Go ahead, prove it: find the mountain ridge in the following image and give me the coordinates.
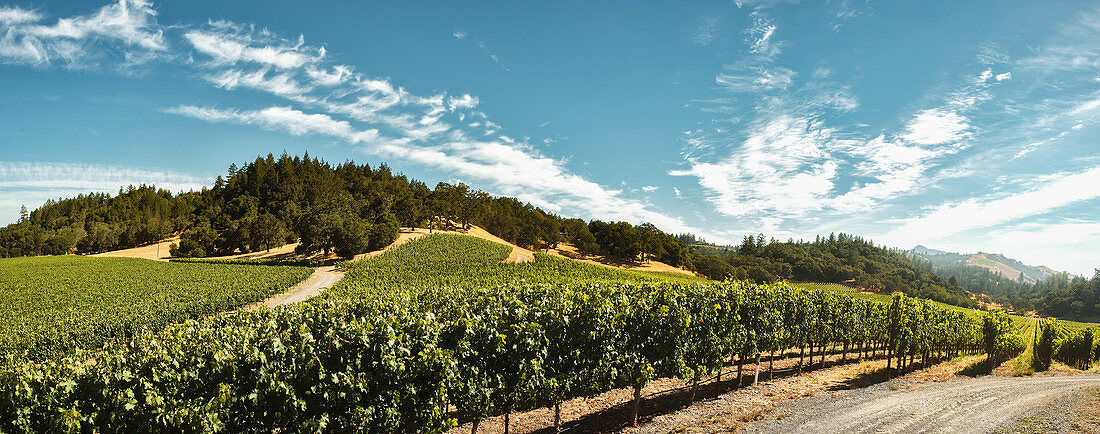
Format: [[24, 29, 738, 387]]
[[907, 245, 1065, 283]]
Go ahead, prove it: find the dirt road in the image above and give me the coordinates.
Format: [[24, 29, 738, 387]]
[[255, 266, 343, 308], [746, 374, 1100, 433]]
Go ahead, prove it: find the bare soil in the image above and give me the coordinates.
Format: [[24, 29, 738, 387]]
[[745, 372, 1100, 433], [251, 266, 340, 308], [448, 347, 907, 433]]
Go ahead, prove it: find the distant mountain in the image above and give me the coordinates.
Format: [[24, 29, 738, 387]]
[[907, 246, 1061, 283], [911, 245, 950, 256]]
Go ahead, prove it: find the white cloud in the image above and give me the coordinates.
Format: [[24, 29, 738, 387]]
[[716, 64, 794, 93], [881, 165, 1100, 247], [898, 109, 970, 146], [207, 68, 311, 96], [184, 28, 315, 69], [166, 105, 379, 143], [452, 29, 466, 40], [641, 185, 658, 192], [995, 71, 1012, 81], [670, 115, 839, 217], [746, 14, 779, 58], [447, 94, 479, 111], [1070, 97, 1100, 116], [0, 0, 165, 68], [0, 7, 42, 24]]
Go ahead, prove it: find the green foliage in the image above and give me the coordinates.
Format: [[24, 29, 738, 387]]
[[1033, 318, 1057, 371], [694, 255, 735, 280], [0, 234, 988, 431], [0, 256, 312, 360], [1054, 327, 1094, 370], [981, 310, 1026, 371], [169, 257, 325, 267], [692, 233, 979, 308]]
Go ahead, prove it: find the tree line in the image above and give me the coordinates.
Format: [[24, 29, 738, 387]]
[[0, 154, 689, 267], [688, 233, 978, 308], [918, 259, 1100, 318]]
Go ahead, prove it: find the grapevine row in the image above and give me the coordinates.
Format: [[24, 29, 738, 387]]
[[1, 280, 992, 433]]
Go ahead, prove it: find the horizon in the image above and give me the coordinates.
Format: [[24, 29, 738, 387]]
[[1, 0, 1098, 275]]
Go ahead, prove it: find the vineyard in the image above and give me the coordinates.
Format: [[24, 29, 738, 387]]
[[0, 256, 313, 360], [1024, 317, 1098, 371], [0, 235, 1033, 433]]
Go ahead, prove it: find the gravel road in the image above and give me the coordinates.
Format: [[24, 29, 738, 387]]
[[259, 266, 343, 307], [746, 374, 1100, 433]]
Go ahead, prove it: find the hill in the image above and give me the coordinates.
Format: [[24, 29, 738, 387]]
[[688, 234, 979, 308], [0, 153, 694, 272], [907, 246, 1061, 283]]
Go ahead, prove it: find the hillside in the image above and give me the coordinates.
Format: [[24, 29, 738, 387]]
[[0, 154, 693, 270], [687, 234, 979, 308], [1, 153, 983, 307], [908, 246, 1061, 283]]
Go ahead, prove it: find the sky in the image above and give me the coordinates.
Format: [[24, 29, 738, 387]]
[[0, 0, 1098, 275]]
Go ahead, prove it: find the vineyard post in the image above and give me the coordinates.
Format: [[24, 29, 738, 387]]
[[753, 349, 761, 385], [768, 350, 775, 381], [504, 412, 510, 434], [886, 343, 893, 377], [798, 345, 805, 373]]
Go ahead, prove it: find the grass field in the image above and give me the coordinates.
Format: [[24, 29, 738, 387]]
[[0, 255, 312, 359]]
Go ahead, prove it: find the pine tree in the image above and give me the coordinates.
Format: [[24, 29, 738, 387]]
[[18, 205, 28, 223]]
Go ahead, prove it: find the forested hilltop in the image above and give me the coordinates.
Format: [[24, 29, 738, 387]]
[[687, 234, 977, 308], [926, 262, 1100, 318], [0, 154, 689, 265], [1, 153, 976, 308]]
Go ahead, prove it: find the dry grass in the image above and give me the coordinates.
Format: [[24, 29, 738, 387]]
[[90, 236, 179, 261]]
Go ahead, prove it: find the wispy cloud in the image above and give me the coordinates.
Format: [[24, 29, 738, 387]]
[[693, 16, 720, 46], [881, 166, 1100, 246], [0, 0, 165, 70], [670, 115, 840, 218]]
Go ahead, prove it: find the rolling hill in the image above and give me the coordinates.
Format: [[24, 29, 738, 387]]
[[908, 245, 1062, 283]]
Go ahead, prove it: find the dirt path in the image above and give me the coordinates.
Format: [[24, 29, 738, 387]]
[[250, 229, 433, 308], [253, 266, 343, 308], [745, 373, 1100, 434]]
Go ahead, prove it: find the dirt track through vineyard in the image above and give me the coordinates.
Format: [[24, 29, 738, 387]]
[[260, 266, 343, 307], [745, 374, 1100, 433]]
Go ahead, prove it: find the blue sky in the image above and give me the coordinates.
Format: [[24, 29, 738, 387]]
[[1, 0, 1098, 275]]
